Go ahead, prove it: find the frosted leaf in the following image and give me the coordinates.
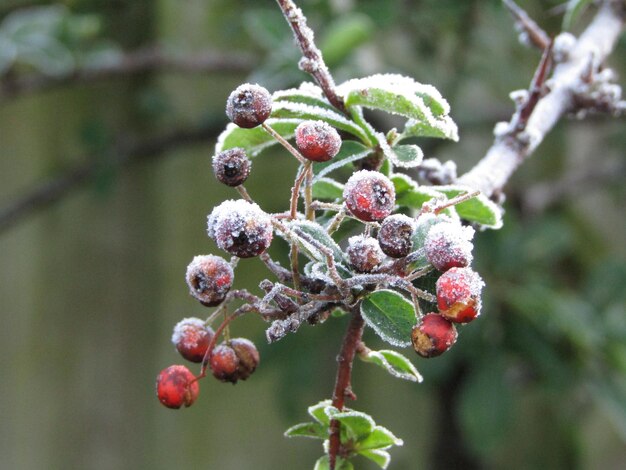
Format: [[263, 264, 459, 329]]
[[362, 349, 423, 382], [402, 115, 459, 141], [360, 449, 391, 469], [216, 118, 301, 156], [358, 425, 404, 449], [389, 144, 424, 169], [312, 144, 372, 181]]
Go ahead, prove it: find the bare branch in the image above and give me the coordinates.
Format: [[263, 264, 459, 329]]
[[458, 1, 625, 198], [0, 122, 222, 234], [502, 0, 551, 50], [0, 46, 256, 104]]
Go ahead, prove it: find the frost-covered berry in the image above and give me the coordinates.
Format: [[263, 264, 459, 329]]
[[411, 313, 457, 358], [230, 338, 260, 381], [212, 147, 251, 187], [424, 221, 474, 271], [226, 83, 272, 128], [377, 214, 415, 258], [156, 365, 199, 409], [295, 120, 341, 162], [186, 255, 234, 306], [347, 235, 385, 273], [343, 170, 395, 222], [436, 267, 484, 323], [210, 344, 240, 383], [207, 200, 273, 258], [171, 317, 215, 363]]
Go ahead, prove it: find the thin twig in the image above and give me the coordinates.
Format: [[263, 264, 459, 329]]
[[262, 122, 307, 164], [502, 0, 551, 50]]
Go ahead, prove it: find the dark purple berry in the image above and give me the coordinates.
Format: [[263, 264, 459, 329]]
[[295, 120, 341, 162], [210, 345, 240, 383], [207, 200, 273, 258], [212, 148, 251, 187], [347, 235, 385, 273], [343, 170, 395, 222], [226, 83, 272, 128], [377, 214, 415, 258], [185, 255, 234, 306], [230, 338, 260, 381]]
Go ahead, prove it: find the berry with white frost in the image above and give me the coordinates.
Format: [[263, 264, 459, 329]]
[[424, 221, 474, 271], [172, 317, 215, 363], [226, 83, 272, 128], [212, 147, 251, 187], [377, 214, 415, 258], [436, 267, 484, 323], [185, 255, 234, 306], [295, 120, 341, 162], [347, 235, 385, 273], [343, 170, 395, 222]]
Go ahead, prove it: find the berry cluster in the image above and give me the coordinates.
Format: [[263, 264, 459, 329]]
[[156, 81, 486, 415]]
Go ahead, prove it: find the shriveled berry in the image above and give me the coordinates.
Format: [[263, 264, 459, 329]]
[[424, 221, 474, 271], [378, 214, 415, 258], [186, 255, 234, 306], [210, 344, 240, 383], [156, 365, 199, 409], [436, 267, 484, 323], [347, 235, 385, 273], [226, 83, 272, 128], [207, 200, 273, 258], [171, 317, 215, 363], [411, 313, 457, 358], [343, 170, 395, 222], [212, 148, 251, 187], [295, 120, 341, 162], [230, 338, 260, 381]]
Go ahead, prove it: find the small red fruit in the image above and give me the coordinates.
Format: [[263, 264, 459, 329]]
[[436, 267, 484, 323], [207, 200, 273, 258], [210, 344, 240, 383], [347, 235, 385, 273], [156, 365, 199, 409], [343, 170, 395, 222], [377, 214, 415, 258], [171, 318, 215, 363], [295, 120, 341, 162], [230, 338, 260, 381], [226, 83, 272, 129], [424, 221, 474, 271], [411, 313, 457, 358], [212, 147, 251, 187], [185, 255, 234, 306]]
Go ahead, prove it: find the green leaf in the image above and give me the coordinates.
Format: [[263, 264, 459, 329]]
[[396, 186, 444, 210], [359, 449, 391, 469], [356, 426, 403, 450], [271, 101, 370, 143], [389, 144, 424, 168], [312, 178, 344, 200], [312, 141, 372, 181], [400, 115, 459, 141], [320, 13, 374, 66], [308, 400, 334, 426], [273, 82, 336, 111], [326, 408, 375, 441], [360, 290, 417, 348], [361, 349, 423, 382], [391, 174, 418, 197], [289, 220, 345, 263], [215, 119, 300, 156], [338, 74, 458, 141], [563, 0, 593, 30], [314, 455, 353, 470], [285, 422, 328, 440], [437, 185, 503, 229]]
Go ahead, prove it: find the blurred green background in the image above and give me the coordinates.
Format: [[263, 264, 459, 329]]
[[1, 0, 625, 469]]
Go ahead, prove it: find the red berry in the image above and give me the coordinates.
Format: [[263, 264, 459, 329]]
[[156, 365, 199, 409], [212, 148, 251, 187], [377, 214, 415, 258], [210, 344, 240, 383], [226, 83, 272, 128], [343, 170, 395, 222], [424, 221, 474, 271], [207, 200, 273, 258], [436, 267, 484, 323], [171, 318, 215, 363], [295, 120, 341, 162], [411, 313, 457, 358], [230, 338, 260, 381], [185, 255, 234, 306], [347, 235, 385, 273]]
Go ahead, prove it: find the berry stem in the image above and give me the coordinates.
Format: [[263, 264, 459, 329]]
[[329, 306, 365, 470], [326, 208, 346, 235], [236, 185, 253, 202], [275, 0, 346, 114], [290, 164, 309, 219], [262, 122, 307, 164], [305, 164, 314, 221]]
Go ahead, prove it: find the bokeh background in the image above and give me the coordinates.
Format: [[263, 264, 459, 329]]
[[1, 0, 625, 469]]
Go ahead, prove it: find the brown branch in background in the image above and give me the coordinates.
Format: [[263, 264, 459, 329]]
[[0, 122, 223, 234], [457, 0, 625, 198], [328, 307, 365, 470], [0, 46, 256, 104], [502, 0, 551, 50], [275, 0, 346, 113]]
